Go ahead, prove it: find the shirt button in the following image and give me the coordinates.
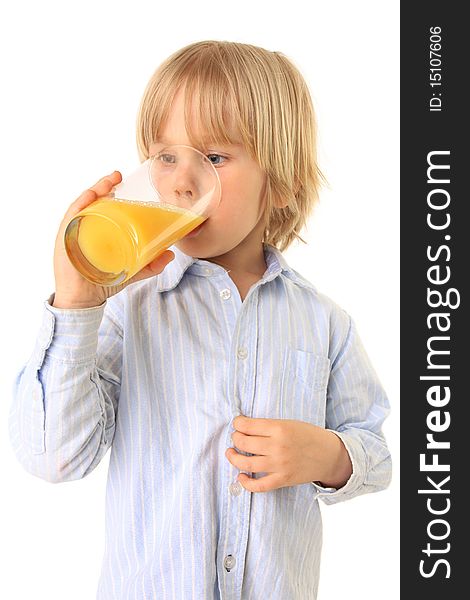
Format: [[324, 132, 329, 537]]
[[224, 554, 236, 572], [229, 481, 243, 496], [220, 288, 231, 300], [237, 347, 248, 360], [204, 267, 212, 275]]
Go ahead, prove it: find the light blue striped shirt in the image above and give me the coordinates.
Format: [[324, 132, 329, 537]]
[[9, 242, 391, 599]]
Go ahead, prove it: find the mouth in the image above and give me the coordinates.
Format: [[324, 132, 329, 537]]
[[184, 221, 206, 238]]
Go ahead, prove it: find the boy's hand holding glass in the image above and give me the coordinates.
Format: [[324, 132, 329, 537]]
[[226, 415, 353, 493], [52, 171, 174, 309], [53, 146, 221, 309]]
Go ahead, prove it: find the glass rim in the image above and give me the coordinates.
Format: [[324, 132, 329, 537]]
[[147, 143, 222, 208]]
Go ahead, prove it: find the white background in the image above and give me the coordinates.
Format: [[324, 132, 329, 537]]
[[0, 1, 399, 598]]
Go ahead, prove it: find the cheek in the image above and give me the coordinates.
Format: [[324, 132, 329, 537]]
[[217, 171, 265, 219], [210, 201, 245, 229]]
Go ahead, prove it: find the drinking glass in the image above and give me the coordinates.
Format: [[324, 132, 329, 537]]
[[64, 145, 221, 286]]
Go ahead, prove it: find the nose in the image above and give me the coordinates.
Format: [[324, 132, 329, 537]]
[[173, 159, 199, 203]]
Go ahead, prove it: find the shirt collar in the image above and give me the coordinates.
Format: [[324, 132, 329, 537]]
[[154, 242, 317, 293]]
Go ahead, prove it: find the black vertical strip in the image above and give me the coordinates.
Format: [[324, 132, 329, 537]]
[[401, 3, 467, 596]]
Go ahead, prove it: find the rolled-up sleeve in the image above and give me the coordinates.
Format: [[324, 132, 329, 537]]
[[312, 311, 392, 504]]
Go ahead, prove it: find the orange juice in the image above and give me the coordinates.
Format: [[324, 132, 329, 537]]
[[65, 196, 205, 285]]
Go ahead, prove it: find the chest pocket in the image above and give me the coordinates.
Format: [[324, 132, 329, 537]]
[[280, 348, 330, 426]]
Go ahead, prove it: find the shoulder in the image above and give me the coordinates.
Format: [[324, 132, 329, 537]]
[[282, 266, 351, 332], [279, 267, 353, 364], [271, 245, 336, 315]]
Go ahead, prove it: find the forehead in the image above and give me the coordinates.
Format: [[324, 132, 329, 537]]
[[154, 84, 244, 149]]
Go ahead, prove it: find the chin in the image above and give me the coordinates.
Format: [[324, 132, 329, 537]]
[[174, 238, 233, 260]]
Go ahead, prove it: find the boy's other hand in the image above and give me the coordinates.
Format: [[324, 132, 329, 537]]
[[52, 171, 175, 309], [225, 415, 353, 493]]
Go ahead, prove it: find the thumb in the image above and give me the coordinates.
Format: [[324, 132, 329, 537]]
[[148, 250, 176, 273], [128, 250, 176, 284]]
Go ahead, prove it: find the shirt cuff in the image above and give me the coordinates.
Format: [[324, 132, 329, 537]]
[[32, 293, 107, 367], [310, 429, 367, 504], [310, 481, 337, 494]]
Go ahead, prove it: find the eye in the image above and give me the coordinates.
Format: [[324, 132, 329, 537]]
[[158, 153, 176, 164], [206, 154, 226, 166]]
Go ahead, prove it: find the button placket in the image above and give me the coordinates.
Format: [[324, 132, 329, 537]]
[[218, 290, 258, 597]]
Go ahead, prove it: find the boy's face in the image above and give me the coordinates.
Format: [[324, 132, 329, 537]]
[[148, 88, 268, 265]]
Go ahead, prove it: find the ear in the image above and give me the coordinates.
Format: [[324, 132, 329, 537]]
[[274, 188, 298, 210], [274, 179, 300, 209], [271, 187, 290, 210], [275, 197, 289, 209]]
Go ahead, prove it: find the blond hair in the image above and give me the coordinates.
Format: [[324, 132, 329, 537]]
[[136, 40, 327, 252]]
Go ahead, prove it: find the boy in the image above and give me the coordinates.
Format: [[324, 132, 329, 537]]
[[9, 41, 391, 599]]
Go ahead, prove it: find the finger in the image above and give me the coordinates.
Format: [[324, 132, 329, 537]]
[[88, 170, 122, 197], [232, 415, 278, 437], [126, 250, 175, 285], [225, 448, 271, 473], [67, 171, 123, 217], [237, 472, 282, 493], [231, 431, 271, 455]]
